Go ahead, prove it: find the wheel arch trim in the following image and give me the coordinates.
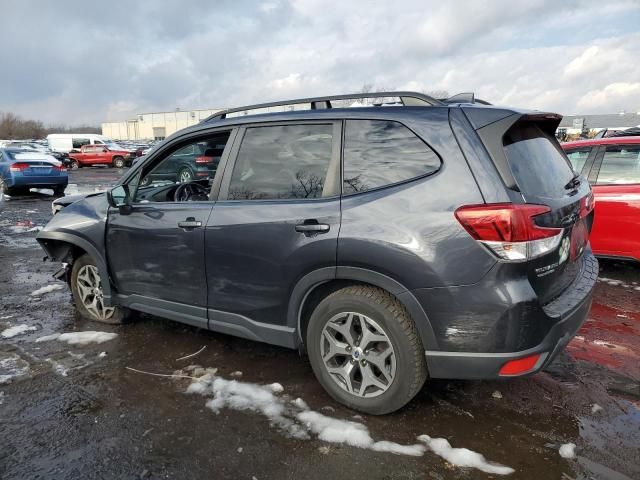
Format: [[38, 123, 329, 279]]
[[37, 231, 113, 301], [289, 266, 439, 350]]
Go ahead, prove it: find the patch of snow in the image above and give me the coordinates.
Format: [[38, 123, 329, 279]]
[[98, 352, 107, 358], [418, 435, 515, 475], [30, 284, 64, 296], [1, 324, 37, 338], [0, 314, 14, 320], [591, 404, 603, 414], [46, 358, 69, 376], [230, 370, 243, 377], [492, 390, 503, 399], [35, 331, 118, 345], [293, 398, 308, 410], [559, 443, 576, 459], [185, 371, 514, 474], [237, 447, 243, 453], [0, 354, 30, 384], [0, 391, 4, 404]]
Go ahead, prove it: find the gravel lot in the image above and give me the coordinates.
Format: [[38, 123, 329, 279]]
[[1, 168, 639, 480]]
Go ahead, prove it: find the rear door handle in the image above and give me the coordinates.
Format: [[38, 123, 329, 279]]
[[178, 217, 202, 230], [295, 223, 330, 234]]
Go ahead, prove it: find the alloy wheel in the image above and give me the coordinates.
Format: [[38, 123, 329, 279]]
[[76, 265, 114, 321], [179, 169, 193, 183], [320, 312, 396, 398]]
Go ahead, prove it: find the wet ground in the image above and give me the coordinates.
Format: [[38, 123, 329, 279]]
[[1, 167, 639, 480]]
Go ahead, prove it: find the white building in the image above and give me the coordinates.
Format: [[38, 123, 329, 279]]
[[102, 108, 224, 141]]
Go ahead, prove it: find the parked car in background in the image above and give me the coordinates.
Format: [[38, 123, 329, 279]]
[[3, 141, 73, 168], [67, 144, 134, 169], [0, 148, 68, 196], [139, 141, 222, 185], [47, 133, 122, 154], [562, 136, 640, 262], [37, 92, 597, 414]]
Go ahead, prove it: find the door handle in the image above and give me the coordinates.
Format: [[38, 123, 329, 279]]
[[178, 217, 202, 230], [295, 222, 330, 234]]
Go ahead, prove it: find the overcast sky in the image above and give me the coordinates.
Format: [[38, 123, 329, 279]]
[[1, 0, 639, 125]]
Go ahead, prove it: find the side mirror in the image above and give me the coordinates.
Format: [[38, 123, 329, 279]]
[[106, 185, 132, 214], [102, 148, 108, 152]]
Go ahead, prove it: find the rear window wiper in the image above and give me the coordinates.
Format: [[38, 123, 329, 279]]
[[564, 174, 581, 190]]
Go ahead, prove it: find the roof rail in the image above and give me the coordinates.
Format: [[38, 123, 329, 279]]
[[203, 91, 444, 122]]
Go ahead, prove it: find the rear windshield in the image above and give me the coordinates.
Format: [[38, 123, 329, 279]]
[[503, 124, 575, 198]]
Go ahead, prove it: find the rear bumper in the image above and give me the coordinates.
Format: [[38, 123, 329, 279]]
[[9, 174, 68, 188], [425, 253, 598, 379]]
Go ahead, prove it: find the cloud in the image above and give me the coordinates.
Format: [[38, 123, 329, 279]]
[[0, 0, 639, 125]]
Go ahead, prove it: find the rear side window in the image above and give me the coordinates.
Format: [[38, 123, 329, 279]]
[[343, 120, 440, 194], [72, 138, 90, 148], [565, 148, 591, 174], [228, 124, 334, 200], [503, 124, 574, 198], [597, 146, 640, 185]]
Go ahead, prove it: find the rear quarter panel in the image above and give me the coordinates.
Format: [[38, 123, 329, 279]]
[[338, 109, 496, 289]]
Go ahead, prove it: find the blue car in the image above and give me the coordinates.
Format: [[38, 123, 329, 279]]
[[0, 148, 68, 196]]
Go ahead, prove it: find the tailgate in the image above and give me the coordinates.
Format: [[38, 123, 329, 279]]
[[502, 119, 594, 303]]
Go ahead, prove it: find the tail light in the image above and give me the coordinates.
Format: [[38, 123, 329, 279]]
[[195, 155, 214, 164], [54, 163, 66, 171], [455, 203, 563, 262], [9, 163, 31, 172]]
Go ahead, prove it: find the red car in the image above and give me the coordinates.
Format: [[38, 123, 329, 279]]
[[67, 144, 132, 169], [562, 136, 640, 262]]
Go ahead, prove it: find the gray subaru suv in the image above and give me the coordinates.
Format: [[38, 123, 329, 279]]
[[37, 92, 597, 414]]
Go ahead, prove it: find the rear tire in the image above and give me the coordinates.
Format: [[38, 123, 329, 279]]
[[112, 156, 125, 168], [53, 186, 66, 196], [71, 254, 129, 324], [69, 159, 79, 169], [307, 285, 427, 415], [178, 167, 194, 183]]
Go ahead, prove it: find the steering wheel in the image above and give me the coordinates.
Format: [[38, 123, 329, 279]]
[[173, 182, 210, 202]]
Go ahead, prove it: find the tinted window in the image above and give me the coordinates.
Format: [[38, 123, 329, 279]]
[[228, 124, 334, 200], [597, 146, 640, 185], [565, 148, 591, 174], [342, 120, 440, 194], [503, 124, 574, 198], [72, 138, 90, 148]]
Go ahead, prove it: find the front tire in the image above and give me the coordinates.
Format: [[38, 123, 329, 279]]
[[307, 285, 427, 415], [69, 159, 80, 169], [71, 254, 128, 324], [112, 156, 125, 168]]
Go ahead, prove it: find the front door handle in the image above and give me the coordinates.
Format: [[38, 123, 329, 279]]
[[178, 217, 202, 230], [295, 222, 330, 234]]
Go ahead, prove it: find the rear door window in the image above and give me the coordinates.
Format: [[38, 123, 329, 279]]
[[503, 123, 575, 198], [227, 124, 335, 200], [342, 120, 440, 194], [597, 145, 640, 185], [564, 148, 591, 174]]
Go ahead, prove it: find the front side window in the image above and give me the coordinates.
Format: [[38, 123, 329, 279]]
[[227, 124, 334, 200], [342, 120, 440, 194], [597, 146, 640, 185], [135, 131, 231, 202], [565, 148, 591, 174]]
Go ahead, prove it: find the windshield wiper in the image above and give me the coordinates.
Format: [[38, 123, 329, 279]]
[[564, 174, 581, 190]]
